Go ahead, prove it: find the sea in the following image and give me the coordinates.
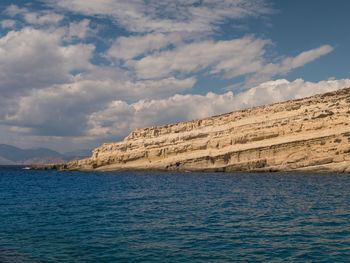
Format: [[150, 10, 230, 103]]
[[1, 166, 350, 262]]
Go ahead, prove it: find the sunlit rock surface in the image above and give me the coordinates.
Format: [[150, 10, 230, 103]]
[[37, 87, 350, 173]]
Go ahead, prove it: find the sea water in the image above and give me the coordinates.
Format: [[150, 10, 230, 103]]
[[1, 166, 350, 262]]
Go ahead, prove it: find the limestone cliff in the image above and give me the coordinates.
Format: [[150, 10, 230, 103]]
[[41, 87, 350, 173]]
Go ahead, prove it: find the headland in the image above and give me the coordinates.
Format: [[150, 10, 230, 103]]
[[33, 87, 350, 173]]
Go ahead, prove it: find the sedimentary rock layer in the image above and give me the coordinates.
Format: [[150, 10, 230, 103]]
[[41, 87, 350, 173]]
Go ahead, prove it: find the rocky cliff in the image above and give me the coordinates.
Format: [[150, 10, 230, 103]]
[[40, 87, 350, 173]]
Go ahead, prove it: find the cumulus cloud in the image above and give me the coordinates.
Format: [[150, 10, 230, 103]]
[[0, 0, 339, 151], [0, 21, 196, 137], [2, 69, 196, 136], [0, 27, 94, 97], [68, 70, 196, 102], [87, 78, 350, 138], [234, 78, 350, 107]]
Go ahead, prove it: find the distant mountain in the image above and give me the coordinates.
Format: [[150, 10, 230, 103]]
[[0, 144, 91, 165], [0, 144, 62, 162]]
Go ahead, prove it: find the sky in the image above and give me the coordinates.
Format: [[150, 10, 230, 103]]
[[0, 0, 350, 152]]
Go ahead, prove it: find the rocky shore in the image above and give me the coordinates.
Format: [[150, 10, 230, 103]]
[[32, 87, 350, 173]]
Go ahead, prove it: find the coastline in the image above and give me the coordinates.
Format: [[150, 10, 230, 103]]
[[31, 87, 350, 174]]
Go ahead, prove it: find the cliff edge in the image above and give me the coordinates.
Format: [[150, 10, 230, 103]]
[[35, 87, 350, 173]]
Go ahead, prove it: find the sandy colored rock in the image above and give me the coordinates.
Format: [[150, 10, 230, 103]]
[[36, 87, 350, 173]]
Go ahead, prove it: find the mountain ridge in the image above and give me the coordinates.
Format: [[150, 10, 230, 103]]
[[0, 144, 91, 165]]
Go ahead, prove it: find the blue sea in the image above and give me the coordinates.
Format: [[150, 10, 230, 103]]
[[1, 166, 350, 262]]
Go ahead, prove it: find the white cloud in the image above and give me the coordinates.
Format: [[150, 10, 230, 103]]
[[0, 24, 337, 141], [65, 19, 92, 40], [121, 77, 197, 100], [5, 5, 64, 25], [0, 19, 16, 28], [234, 78, 350, 107], [46, 0, 271, 34], [2, 69, 196, 136], [0, 21, 196, 137], [280, 45, 334, 71], [123, 37, 332, 82], [0, 0, 339, 152], [124, 36, 268, 79], [67, 70, 196, 102], [24, 11, 64, 25], [5, 5, 28, 16], [87, 78, 350, 138], [244, 45, 334, 87], [108, 33, 182, 60], [0, 27, 94, 96]]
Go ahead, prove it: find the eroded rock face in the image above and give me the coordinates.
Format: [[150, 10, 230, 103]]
[[50, 87, 350, 173]]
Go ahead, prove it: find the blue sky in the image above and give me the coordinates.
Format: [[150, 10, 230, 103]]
[[0, 0, 349, 152]]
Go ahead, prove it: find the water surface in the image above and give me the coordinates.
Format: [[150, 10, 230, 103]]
[[1, 166, 350, 262]]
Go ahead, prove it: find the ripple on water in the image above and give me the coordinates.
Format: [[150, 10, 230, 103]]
[[1, 167, 350, 262]]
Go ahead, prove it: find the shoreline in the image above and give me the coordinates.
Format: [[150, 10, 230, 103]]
[[31, 88, 350, 174]]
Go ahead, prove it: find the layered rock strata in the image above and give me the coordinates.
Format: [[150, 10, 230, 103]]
[[40, 87, 350, 173]]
